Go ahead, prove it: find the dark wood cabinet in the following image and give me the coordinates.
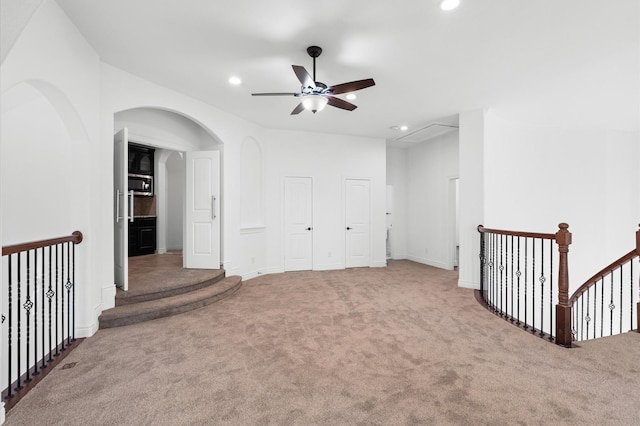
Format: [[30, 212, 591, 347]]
[[129, 217, 157, 257], [128, 144, 155, 176]]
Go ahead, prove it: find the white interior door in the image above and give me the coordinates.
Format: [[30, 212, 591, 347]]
[[345, 178, 371, 268], [114, 128, 130, 290], [184, 151, 220, 269], [284, 177, 313, 271]]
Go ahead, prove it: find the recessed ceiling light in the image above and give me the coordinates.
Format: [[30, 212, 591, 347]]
[[440, 0, 460, 11], [400, 125, 408, 131], [228, 76, 242, 85], [346, 93, 357, 101]]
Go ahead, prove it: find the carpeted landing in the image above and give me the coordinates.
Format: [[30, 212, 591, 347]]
[[98, 253, 242, 328], [5, 260, 640, 425]]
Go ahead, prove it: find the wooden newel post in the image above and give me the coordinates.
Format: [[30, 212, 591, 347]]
[[555, 223, 573, 347], [636, 224, 640, 333]]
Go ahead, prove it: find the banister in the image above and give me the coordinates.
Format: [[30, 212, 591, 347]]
[[477, 225, 555, 240], [2, 231, 83, 256], [568, 248, 637, 304]]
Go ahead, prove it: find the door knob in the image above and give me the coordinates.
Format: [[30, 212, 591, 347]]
[[306, 227, 312, 231], [346, 227, 352, 230]]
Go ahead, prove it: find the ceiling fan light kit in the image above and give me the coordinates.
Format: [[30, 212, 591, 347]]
[[301, 95, 328, 113], [252, 45, 375, 115]]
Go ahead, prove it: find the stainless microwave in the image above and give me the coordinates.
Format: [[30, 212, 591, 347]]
[[128, 173, 153, 196]]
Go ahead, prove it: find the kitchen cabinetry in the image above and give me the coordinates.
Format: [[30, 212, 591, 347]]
[[128, 144, 155, 176], [128, 217, 157, 257]]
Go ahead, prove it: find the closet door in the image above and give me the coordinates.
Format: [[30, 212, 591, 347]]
[[345, 178, 371, 268], [284, 177, 313, 271]]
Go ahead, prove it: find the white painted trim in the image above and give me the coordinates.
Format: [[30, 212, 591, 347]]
[[1, 401, 5, 425], [458, 279, 480, 290], [101, 284, 116, 311], [371, 260, 387, 268], [314, 262, 344, 271], [406, 255, 449, 270], [76, 303, 101, 338]]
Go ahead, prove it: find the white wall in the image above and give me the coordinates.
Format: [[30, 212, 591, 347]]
[[262, 129, 387, 273], [458, 110, 486, 289], [1, 0, 102, 336], [484, 112, 640, 291], [405, 131, 460, 269]]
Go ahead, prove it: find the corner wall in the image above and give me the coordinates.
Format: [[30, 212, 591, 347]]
[[484, 112, 640, 290]]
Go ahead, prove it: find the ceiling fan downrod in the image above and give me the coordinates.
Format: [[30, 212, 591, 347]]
[[306, 46, 322, 83]]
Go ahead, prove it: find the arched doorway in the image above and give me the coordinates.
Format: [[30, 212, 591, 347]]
[[112, 107, 223, 290]]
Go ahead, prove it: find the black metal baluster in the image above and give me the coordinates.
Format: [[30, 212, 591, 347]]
[[489, 234, 496, 312], [41, 247, 46, 369], [531, 238, 536, 333], [600, 276, 605, 338], [71, 241, 76, 342], [61, 243, 66, 351], [25, 250, 33, 383], [47, 246, 53, 363], [593, 280, 604, 339], [631, 261, 635, 331], [619, 265, 623, 335], [516, 237, 521, 326], [510, 235, 514, 322], [609, 273, 614, 336], [479, 231, 485, 300], [65, 242, 73, 347], [6, 254, 14, 399], [55, 244, 60, 356], [16, 253, 23, 392], [33, 248, 39, 376], [491, 233, 496, 311], [524, 238, 528, 329], [499, 234, 504, 316], [539, 240, 545, 337], [585, 289, 591, 340]]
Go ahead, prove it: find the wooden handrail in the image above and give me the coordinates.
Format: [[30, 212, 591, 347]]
[[2, 231, 83, 256], [568, 248, 638, 304], [477, 225, 555, 240]]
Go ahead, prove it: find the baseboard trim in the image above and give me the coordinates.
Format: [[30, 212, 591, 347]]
[[371, 261, 387, 268], [313, 263, 343, 271], [406, 255, 448, 270], [1, 401, 5, 425], [101, 284, 116, 310], [458, 279, 480, 290]]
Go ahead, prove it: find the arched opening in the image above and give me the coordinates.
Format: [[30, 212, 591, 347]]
[[112, 107, 224, 290]]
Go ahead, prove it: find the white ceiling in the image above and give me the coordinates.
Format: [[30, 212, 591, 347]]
[[53, 0, 639, 141]]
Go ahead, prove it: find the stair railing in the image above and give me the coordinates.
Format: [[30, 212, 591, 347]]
[[478, 223, 572, 345], [568, 226, 639, 342], [1, 231, 83, 409]]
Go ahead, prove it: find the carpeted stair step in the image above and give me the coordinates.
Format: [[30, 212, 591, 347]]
[[99, 276, 242, 328], [116, 269, 226, 306]]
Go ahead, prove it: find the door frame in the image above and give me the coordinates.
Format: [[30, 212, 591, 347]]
[[447, 176, 460, 270]]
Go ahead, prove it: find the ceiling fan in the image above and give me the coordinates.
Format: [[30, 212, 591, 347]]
[[252, 46, 376, 115]]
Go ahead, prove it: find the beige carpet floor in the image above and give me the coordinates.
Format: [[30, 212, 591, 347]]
[[5, 260, 640, 425]]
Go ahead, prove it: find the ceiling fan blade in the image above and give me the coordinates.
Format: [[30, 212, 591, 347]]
[[326, 96, 357, 111], [292, 65, 316, 89], [252, 92, 299, 96], [327, 78, 375, 95], [290, 103, 305, 115]]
